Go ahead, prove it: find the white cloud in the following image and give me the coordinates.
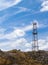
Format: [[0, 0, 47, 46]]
[[0, 36, 48, 51], [25, 48, 32, 52], [0, 7, 29, 23], [25, 42, 32, 47], [0, 14, 8, 23], [38, 38, 48, 50], [38, 39, 46, 46], [0, 27, 6, 33], [4, 29, 25, 40], [11, 7, 29, 16], [34, 38, 48, 51], [0, 0, 22, 11], [0, 28, 25, 40], [0, 20, 48, 40], [25, 38, 48, 51], [0, 28, 6, 39], [41, 0, 47, 1], [0, 28, 25, 39], [39, 42, 48, 50], [10, 38, 27, 48], [0, 42, 9, 47], [23, 20, 48, 32], [0, 38, 29, 51], [40, 0, 48, 12], [23, 23, 32, 31], [0, 21, 48, 51]]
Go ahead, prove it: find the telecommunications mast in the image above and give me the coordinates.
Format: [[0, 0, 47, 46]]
[[32, 22, 39, 51]]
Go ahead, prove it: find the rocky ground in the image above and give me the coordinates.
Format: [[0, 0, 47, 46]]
[[0, 49, 48, 65]]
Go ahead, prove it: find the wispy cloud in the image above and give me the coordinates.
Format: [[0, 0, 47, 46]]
[[5, 29, 25, 40], [0, 37, 48, 51], [23, 20, 48, 32], [23, 23, 32, 31], [10, 7, 30, 16], [0, 14, 8, 23], [0, 28, 25, 40], [40, 0, 48, 12], [0, 0, 48, 51], [39, 39, 48, 50], [0, 38, 30, 51], [0, 0, 22, 11], [25, 37, 48, 51], [0, 20, 48, 51], [0, 20, 48, 40], [0, 29, 48, 51], [0, 7, 29, 23]]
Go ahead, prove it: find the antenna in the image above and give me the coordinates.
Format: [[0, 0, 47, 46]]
[[32, 22, 39, 51]]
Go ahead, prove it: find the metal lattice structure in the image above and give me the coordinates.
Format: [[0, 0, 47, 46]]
[[32, 22, 39, 51]]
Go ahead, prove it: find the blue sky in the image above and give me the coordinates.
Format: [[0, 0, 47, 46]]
[[0, 0, 48, 51]]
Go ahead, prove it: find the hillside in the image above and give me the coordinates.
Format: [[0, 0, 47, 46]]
[[0, 49, 48, 65]]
